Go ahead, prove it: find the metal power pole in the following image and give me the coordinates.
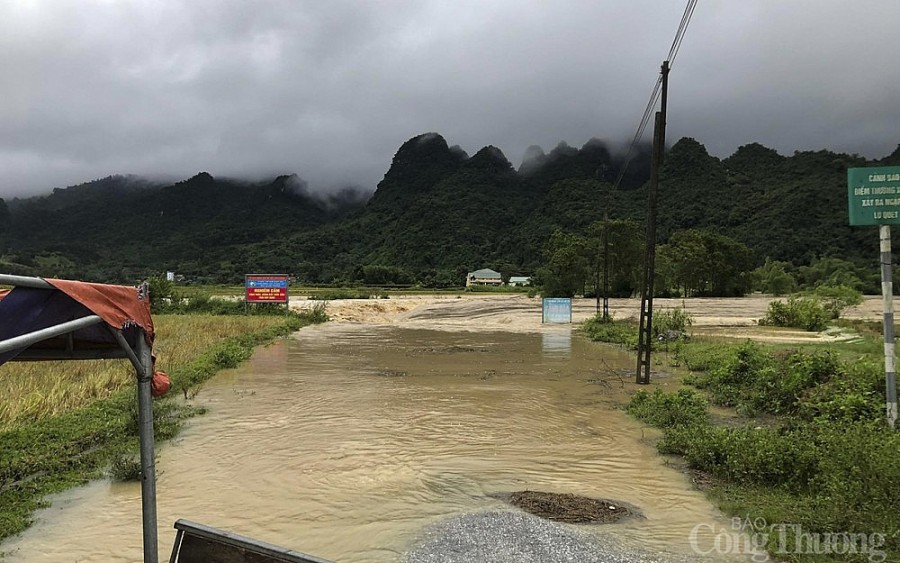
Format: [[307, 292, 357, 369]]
[[880, 226, 898, 429], [636, 60, 669, 385]]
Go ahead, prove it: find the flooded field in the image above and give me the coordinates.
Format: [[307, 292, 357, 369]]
[[2, 323, 745, 562]]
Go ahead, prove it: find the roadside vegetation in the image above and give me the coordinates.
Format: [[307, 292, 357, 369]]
[[583, 301, 899, 562], [759, 283, 863, 332], [0, 306, 326, 544], [463, 285, 530, 293], [581, 306, 693, 351]]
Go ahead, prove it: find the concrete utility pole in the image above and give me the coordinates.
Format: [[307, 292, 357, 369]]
[[880, 226, 898, 429], [636, 60, 669, 385]]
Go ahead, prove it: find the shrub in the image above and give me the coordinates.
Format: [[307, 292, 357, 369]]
[[629, 338, 900, 562], [305, 301, 329, 323], [750, 350, 840, 415], [661, 424, 821, 492], [689, 341, 774, 409], [108, 453, 142, 482], [689, 343, 842, 416], [676, 341, 742, 373], [581, 314, 639, 349], [147, 276, 175, 310], [808, 422, 900, 532], [813, 283, 863, 319], [653, 307, 693, 338], [759, 296, 830, 331], [799, 358, 885, 423], [211, 341, 252, 369], [627, 388, 709, 428]]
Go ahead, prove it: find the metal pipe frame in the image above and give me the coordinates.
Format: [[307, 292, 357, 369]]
[[0, 274, 160, 562], [136, 332, 159, 563], [0, 273, 53, 289], [0, 315, 105, 355]]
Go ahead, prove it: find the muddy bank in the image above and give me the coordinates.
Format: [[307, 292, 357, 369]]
[[292, 294, 884, 342]]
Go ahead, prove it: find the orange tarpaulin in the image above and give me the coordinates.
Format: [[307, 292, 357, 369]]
[[0, 277, 154, 366], [47, 278, 154, 343]]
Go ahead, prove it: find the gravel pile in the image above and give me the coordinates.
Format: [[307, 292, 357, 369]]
[[403, 510, 721, 563]]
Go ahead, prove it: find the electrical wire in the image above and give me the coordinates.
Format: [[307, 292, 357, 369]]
[[610, 75, 662, 191], [669, 0, 698, 68], [609, 0, 698, 192]]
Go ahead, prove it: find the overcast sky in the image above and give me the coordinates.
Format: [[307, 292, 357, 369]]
[[2, 0, 899, 197]]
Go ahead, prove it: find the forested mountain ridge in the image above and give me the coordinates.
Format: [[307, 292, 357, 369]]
[[0, 172, 368, 280], [0, 132, 897, 286]]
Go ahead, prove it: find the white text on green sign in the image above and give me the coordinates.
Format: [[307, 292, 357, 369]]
[[848, 166, 900, 226]]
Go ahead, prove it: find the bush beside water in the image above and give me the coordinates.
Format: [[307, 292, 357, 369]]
[[581, 307, 692, 351], [581, 314, 638, 349], [626, 339, 900, 562], [759, 284, 863, 332]]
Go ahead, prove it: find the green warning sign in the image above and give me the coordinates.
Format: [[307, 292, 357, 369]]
[[848, 166, 900, 226]]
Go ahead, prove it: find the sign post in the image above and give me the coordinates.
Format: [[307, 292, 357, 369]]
[[848, 166, 900, 429], [244, 274, 290, 315]]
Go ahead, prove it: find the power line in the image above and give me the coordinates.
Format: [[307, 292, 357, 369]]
[[609, 0, 698, 192], [610, 75, 662, 192], [669, 0, 698, 67]]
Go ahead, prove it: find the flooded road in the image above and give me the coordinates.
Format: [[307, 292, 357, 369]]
[[3, 324, 742, 562]]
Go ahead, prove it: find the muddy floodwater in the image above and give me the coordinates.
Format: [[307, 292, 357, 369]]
[[3, 324, 746, 562]]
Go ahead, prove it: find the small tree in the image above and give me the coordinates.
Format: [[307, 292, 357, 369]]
[[813, 283, 863, 319], [536, 230, 589, 298], [585, 219, 644, 299], [147, 276, 175, 310], [659, 229, 753, 297], [751, 258, 797, 296]]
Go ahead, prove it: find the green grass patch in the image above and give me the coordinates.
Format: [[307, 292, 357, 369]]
[[625, 333, 900, 562], [463, 285, 529, 293], [627, 388, 709, 428], [308, 288, 387, 300], [581, 314, 639, 349], [581, 310, 692, 352]]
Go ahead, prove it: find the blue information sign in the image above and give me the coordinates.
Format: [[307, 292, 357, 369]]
[[542, 298, 572, 324]]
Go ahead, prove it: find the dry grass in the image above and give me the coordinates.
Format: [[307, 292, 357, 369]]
[[0, 315, 286, 430]]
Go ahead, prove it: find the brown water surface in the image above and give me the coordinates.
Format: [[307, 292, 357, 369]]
[[2, 324, 739, 562]]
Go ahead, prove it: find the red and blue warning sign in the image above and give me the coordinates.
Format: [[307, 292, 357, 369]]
[[245, 274, 289, 303]]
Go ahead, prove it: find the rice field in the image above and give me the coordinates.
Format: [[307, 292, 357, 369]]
[[0, 315, 288, 430]]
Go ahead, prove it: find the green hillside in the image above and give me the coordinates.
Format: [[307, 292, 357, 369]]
[[0, 132, 897, 287]]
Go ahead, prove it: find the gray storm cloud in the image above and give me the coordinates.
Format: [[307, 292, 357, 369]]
[[1, 0, 899, 197]]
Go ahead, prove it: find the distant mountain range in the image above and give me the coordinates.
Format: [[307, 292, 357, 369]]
[[0, 132, 897, 285]]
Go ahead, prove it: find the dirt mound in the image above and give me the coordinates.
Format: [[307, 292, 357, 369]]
[[493, 491, 640, 524]]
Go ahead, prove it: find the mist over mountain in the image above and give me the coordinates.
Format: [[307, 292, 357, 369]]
[[0, 133, 896, 286]]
